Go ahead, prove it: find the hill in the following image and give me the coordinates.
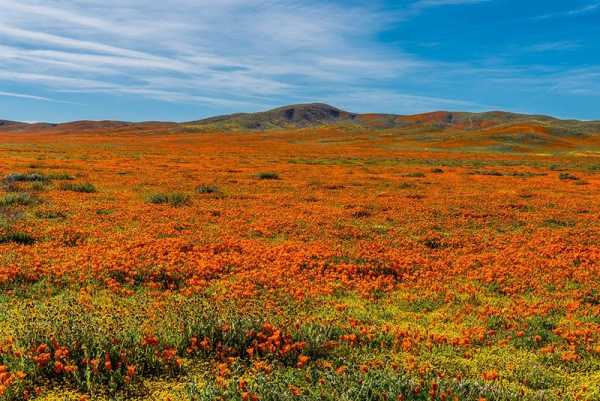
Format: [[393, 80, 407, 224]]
[[2, 104, 600, 143], [183, 104, 600, 136], [186, 103, 359, 130]]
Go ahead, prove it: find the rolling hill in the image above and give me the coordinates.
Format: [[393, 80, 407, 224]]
[[2, 104, 600, 148], [183, 103, 600, 136], [2, 103, 600, 134]]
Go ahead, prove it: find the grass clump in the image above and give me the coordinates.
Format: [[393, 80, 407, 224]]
[[543, 219, 576, 228], [559, 172, 578, 181], [60, 183, 97, 193], [46, 172, 75, 180], [196, 184, 220, 194], [257, 172, 280, 180], [0, 193, 36, 207], [35, 209, 67, 219], [404, 172, 426, 178], [148, 192, 190, 207], [0, 231, 35, 245], [4, 172, 46, 182]]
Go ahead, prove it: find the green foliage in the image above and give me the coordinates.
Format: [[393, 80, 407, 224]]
[[0, 231, 35, 245], [35, 209, 67, 219], [46, 172, 75, 180], [257, 172, 280, 180], [0, 192, 36, 207], [196, 184, 220, 194], [189, 364, 531, 401], [60, 183, 97, 193], [559, 172, 578, 181], [543, 219, 576, 228], [148, 192, 190, 207], [4, 172, 46, 182], [404, 172, 426, 178]]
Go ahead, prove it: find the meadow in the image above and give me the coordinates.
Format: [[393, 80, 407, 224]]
[[0, 127, 599, 400]]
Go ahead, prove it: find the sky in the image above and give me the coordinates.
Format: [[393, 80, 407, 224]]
[[0, 0, 599, 122]]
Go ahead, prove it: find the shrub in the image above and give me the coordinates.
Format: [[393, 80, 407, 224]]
[[60, 183, 97, 193], [559, 172, 578, 181], [351, 209, 371, 218], [196, 184, 219, 194], [431, 168, 444, 174], [473, 170, 503, 176], [0, 193, 36, 207], [30, 182, 47, 191], [47, 172, 75, 180], [544, 219, 576, 228], [0, 231, 35, 245], [257, 172, 280, 180], [35, 210, 67, 219], [148, 192, 190, 207], [4, 172, 46, 182]]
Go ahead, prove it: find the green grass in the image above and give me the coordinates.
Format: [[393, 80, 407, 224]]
[[0, 231, 35, 245], [195, 184, 220, 194], [46, 172, 75, 180], [60, 183, 97, 193], [559, 172, 579, 181], [35, 210, 67, 219], [148, 192, 190, 207], [0, 192, 36, 207], [257, 172, 280, 180], [4, 172, 46, 182], [403, 172, 426, 178]]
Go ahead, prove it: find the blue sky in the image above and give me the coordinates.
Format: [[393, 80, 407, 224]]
[[0, 0, 599, 122]]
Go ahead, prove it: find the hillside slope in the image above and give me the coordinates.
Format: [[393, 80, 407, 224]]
[[183, 104, 600, 136], [187, 103, 359, 130]]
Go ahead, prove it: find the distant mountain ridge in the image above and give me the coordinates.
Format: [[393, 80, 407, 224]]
[[188, 103, 359, 130], [2, 103, 600, 136]]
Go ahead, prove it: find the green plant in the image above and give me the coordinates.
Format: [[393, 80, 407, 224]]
[[196, 184, 219, 194], [60, 183, 97, 193], [257, 172, 280, 180], [4, 172, 46, 182], [404, 172, 426, 178], [0, 231, 35, 245], [148, 192, 190, 207], [0, 193, 36, 207], [559, 172, 578, 181], [47, 172, 75, 180], [35, 210, 67, 219]]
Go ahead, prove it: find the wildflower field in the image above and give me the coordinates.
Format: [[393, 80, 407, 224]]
[[0, 127, 599, 401]]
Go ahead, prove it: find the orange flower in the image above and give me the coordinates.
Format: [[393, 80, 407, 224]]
[[296, 355, 310, 368]]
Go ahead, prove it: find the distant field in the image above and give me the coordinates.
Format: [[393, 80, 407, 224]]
[[0, 127, 599, 401]]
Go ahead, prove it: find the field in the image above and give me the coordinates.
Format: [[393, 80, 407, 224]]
[[0, 126, 599, 401]]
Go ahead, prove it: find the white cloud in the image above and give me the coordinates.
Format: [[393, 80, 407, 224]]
[[0, 0, 595, 119], [0, 90, 75, 104], [534, 1, 600, 20], [526, 41, 582, 52]]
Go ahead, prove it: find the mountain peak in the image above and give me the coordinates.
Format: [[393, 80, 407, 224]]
[[189, 103, 358, 130]]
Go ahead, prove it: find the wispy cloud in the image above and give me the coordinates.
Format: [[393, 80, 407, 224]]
[[0, 0, 597, 120], [0, 0, 421, 109], [568, 1, 600, 15], [321, 90, 497, 114], [411, 0, 490, 9], [526, 41, 582, 52], [0, 90, 70, 103], [534, 1, 600, 20]]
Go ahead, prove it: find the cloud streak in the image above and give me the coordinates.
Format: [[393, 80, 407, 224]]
[[0, 90, 73, 103], [0, 0, 597, 120], [534, 1, 600, 20]]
